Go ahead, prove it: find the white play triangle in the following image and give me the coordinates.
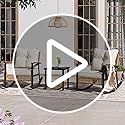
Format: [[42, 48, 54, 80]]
[[47, 39, 88, 88]]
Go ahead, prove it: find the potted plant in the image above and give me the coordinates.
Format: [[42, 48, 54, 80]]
[[56, 56, 61, 67], [114, 65, 125, 81]]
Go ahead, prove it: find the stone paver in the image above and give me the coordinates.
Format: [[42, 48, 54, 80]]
[[29, 96, 92, 111], [43, 100, 125, 125]]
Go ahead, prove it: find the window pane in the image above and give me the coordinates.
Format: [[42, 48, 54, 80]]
[[12, 21, 15, 34], [6, 1, 11, 7], [90, 6, 95, 19], [6, 21, 11, 34], [90, 20, 95, 25], [78, 0, 83, 5], [84, 51, 89, 62], [11, 0, 16, 7], [1, 0, 5, 7], [6, 9, 11, 20], [84, 0, 89, 5], [78, 36, 83, 49], [90, 36, 96, 49], [1, 35, 5, 48], [78, 6, 83, 17], [6, 35, 11, 48], [90, 26, 95, 34], [1, 9, 5, 20], [90, 0, 96, 5], [12, 36, 15, 48], [84, 22, 89, 34], [1, 50, 5, 61], [11, 49, 14, 60], [84, 6, 89, 19], [12, 8, 16, 20], [84, 36, 89, 49], [78, 20, 83, 34], [78, 50, 83, 57], [6, 49, 11, 61], [90, 51, 93, 63], [1, 22, 5, 34], [121, 7, 125, 23]]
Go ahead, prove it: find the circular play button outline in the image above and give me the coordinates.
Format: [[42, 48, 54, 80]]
[[12, 14, 112, 114]]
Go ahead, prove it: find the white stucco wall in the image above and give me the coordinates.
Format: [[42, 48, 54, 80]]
[[19, 0, 106, 37], [19, 0, 74, 36]]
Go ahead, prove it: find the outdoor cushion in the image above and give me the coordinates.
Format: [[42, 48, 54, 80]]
[[15, 48, 28, 68], [91, 48, 105, 71], [15, 48, 40, 68], [103, 49, 119, 65], [25, 48, 40, 68], [91, 58, 103, 71], [6, 63, 13, 75], [93, 48, 105, 59], [78, 70, 101, 79], [83, 65, 91, 71], [15, 68, 38, 76]]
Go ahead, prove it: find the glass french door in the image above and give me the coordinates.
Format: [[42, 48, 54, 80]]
[[106, 0, 125, 65], [0, 0, 17, 61], [74, 0, 97, 64]]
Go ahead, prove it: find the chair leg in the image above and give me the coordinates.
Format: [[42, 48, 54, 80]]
[[31, 64, 34, 88], [38, 63, 41, 82], [31, 63, 43, 89], [3, 63, 7, 87], [102, 73, 105, 89], [36, 63, 43, 88], [76, 72, 78, 89]]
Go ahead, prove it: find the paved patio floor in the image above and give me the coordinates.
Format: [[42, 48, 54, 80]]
[[0, 95, 125, 125], [29, 96, 93, 111]]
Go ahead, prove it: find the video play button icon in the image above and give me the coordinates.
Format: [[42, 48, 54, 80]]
[[47, 39, 88, 88]]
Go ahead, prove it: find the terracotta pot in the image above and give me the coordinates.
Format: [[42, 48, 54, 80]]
[[122, 72, 125, 79], [116, 71, 123, 81], [109, 72, 117, 87]]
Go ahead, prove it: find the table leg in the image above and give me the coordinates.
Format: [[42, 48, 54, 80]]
[[67, 68, 69, 89], [44, 69, 47, 89], [62, 70, 65, 90], [3, 63, 6, 87]]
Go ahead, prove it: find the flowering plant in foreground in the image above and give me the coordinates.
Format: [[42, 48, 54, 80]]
[[0, 108, 24, 125]]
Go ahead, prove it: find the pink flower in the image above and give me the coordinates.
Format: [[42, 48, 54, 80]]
[[0, 108, 5, 121], [14, 116, 24, 125]]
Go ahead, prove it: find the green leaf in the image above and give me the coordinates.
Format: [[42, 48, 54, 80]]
[[114, 65, 125, 71]]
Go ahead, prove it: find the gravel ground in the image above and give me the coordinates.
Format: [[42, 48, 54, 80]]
[[1, 81, 125, 101]]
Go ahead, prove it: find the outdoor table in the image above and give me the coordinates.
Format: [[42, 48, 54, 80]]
[[44, 66, 70, 90]]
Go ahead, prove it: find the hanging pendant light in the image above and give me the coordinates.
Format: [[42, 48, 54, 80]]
[[48, 0, 68, 28], [48, 16, 68, 28]]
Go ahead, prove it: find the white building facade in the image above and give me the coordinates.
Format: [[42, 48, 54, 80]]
[[0, 0, 125, 65]]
